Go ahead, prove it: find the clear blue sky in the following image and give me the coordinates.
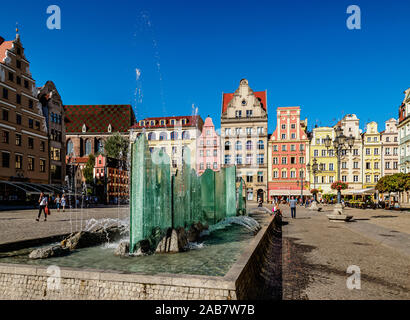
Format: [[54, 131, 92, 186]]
[[1, 0, 409, 133]]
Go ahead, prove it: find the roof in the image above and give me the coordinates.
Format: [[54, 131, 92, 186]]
[[222, 91, 267, 114], [64, 105, 135, 133], [130, 115, 204, 129], [0, 39, 13, 63]]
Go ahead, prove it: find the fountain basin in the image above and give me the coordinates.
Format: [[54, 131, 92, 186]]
[[0, 215, 276, 300]]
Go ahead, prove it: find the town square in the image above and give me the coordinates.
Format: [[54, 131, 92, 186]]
[[0, 0, 409, 305]]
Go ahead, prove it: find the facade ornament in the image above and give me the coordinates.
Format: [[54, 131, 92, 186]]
[[108, 123, 112, 133], [82, 124, 87, 133]]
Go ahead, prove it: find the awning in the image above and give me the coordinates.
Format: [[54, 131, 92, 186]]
[[269, 190, 312, 196], [343, 188, 376, 195]]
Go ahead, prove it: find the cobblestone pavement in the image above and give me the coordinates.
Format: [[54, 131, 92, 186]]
[[0, 206, 128, 245], [277, 204, 410, 300]]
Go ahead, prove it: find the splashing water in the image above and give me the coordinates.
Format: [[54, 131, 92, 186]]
[[208, 216, 261, 234], [84, 218, 129, 233]]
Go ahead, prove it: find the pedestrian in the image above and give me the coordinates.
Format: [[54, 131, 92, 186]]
[[36, 192, 48, 222], [61, 194, 66, 212], [289, 196, 297, 219], [55, 194, 61, 212]]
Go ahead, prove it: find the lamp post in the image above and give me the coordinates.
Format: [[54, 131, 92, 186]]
[[307, 158, 321, 210], [323, 127, 355, 220]]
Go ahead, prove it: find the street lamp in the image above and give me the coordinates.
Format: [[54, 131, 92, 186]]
[[307, 158, 320, 203], [324, 127, 355, 219]]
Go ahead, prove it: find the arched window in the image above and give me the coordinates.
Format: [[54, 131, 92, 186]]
[[235, 141, 242, 150], [67, 139, 73, 155], [225, 141, 231, 151], [96, 139, 104, 153], [257, 140, 264, 150], [246, 140, 252, 150], [182, 131, 190, 140], [85, 139, 92, 155], [148, 132, 156, 140], [170, 131, 178, 140], [159, 132, 167, 140]]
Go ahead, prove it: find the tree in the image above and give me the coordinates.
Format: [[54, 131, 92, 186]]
[[104, 132, 128, 160], [83, 154, 95, 185]]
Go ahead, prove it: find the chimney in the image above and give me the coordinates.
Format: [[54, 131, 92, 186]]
[[0, 36, 4, 45]]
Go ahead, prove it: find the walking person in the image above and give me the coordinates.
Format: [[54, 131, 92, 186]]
[[36, 192, 48, 222], [289, 196, 297, 219], [61, 194, 66, 212], [55, 194, 61, 212]]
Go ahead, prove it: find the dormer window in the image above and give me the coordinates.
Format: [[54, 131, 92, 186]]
[[82, 124, 87, 133], [139, 120, 145, 126], [150, 120, 155, 126], [181, 119, 186, 125], [170, 119, 175, 126], [160, 120, 166, 126]]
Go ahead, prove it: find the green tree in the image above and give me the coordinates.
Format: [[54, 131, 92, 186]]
[[83, 154, 95, 185], [104, 132, 128, 160], [376, 173, 410, 202]]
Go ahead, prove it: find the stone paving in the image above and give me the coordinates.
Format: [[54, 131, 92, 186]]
[[0, 206, 128, 245], [276, 204, 410, 300]]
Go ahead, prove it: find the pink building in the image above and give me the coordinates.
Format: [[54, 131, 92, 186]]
[[196, 116, 221, 175]]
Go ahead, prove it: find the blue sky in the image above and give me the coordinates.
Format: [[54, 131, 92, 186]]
[[1, 0, 409, 133]]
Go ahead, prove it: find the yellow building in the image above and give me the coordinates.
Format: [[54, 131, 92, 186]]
[[308, 127, 338, 195], [362, 122, 381, 188]]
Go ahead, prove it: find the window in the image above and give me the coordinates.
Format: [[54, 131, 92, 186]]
[[321, 150, 326, 157], [246, 127, 252, 135], [366, 148, 370, 155], [281, 134, 286, 139], [374, 162, 379, 169], [257, 127, 264, 134], [2, 109, 8, 121], [8, 72, 14, 82], [374, 175, 379, 183], [273, 145, 278, 152], [206, 150, 210, 157], [206, 162, 211, 169], [213, 162, 217, 169], [213, 139, 217, 145], [35, 121, 40, 130], [257, 172, 263, 183], [172, 146, 177, 154], [15, 134, 21, 146], [170, 132, 178, 140], [281, 124, 286, 130], [299, 144, 304, 151], [329, 176, 334, 183], [281, 157, 287, 165], [273, 170, 278, 178], [29, 100, 33, 109], [314, 150, 318, 157], [213, 149, 217, 156], [273, 157, 278, 164], [225, 128, 231, 136], [300, 157, 305, 164], [235, 141, 242, 150], [182, 131, 190, 140], [342, 162, 347, 169], [365, 175, 371, 183], [290, 144, 296, 151], [329, 163, 334, 171], [85, 140, 91, 155], [199, 150, 204, 157], [291, 124, 296, 129], [353, 149, 359, 155], [2, 152, 10, 168], [2, 131, 9, 143], [159, 132, 167, 140], [393, 148, 398, 156], [385, 148, 391, 155], [282, 145, 287, 151], [366, 162, 371, 170], [15, 155, 22, 169], [28, 157, 34, 171], [224, 155, 231, 164], [393, 162, 398, 169], [291, 133, 296, 139], [40, 159, 46, 172], [328, 150, 334, 156], [281, 170, 287, 178], [354, 175, 358, 182], [2, 88, 8, 99], [246, 110, 252, 117], [246, 154, 252, 165], [28, 138, 34, 149], [374, 148, 379, 155], [235, 111, 242, 118], [342, 175, 347, 182], [16, 60, 21, 69], [29, 119, 33, 129], [385, 162, 391, 169], [290, 170, 296, 178], [257, 140, 264, 150], [353, 162, 359, 169], [373, 137, 377, 142], [236, 155, 242, 165], [246, 174, 253, 183], [225, 141, 231, 151], [16, 114, 21, 125], [16, 94, 21, 104], [246, 141, 252, 150], [16, 76, 21, 85], [257, 154, 264, 164], [148, 132, 156, 140], [290, 157, 296, 164]]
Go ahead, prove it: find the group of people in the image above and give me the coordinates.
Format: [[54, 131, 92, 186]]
[[271, 196, 299, 219], [36, 192, 67, 222]]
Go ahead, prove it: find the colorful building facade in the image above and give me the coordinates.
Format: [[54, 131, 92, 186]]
[[268, 106, 309, 201], [308, 126, 337, 195], [381, 118, 399, 177], [220, 79, 268, 202], [362, 121, 382, 189], [398, 88, 410, 174], [196, 116, 221, 175], [129, 115, 204, 175]]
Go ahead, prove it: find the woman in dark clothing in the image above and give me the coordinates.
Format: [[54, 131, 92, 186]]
[[36, 192, 48, 222]]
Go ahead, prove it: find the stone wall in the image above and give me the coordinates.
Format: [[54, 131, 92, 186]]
[[0, 216, 276, 300]]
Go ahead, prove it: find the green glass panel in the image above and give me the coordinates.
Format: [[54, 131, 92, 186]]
[[200, 169, 216, 225], [225, 166, 237, 217], [215, 168, 226, 222]]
